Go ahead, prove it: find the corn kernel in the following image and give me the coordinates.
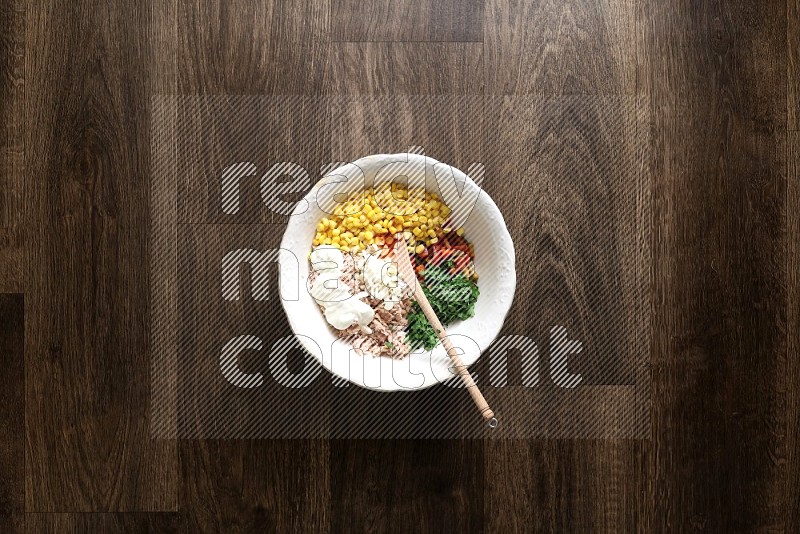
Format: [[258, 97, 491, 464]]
[[364, 230, 374, 240], [456, 227, 465, 236], [427, 228, 436, 238], [415, 244, 425, 254], [429, 237, 438, 245]]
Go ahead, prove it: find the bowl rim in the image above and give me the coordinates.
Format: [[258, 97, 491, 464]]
[[279, 152, 516, 391]]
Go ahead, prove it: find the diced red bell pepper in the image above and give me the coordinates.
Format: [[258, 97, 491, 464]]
[[453, 255, 472, 274]]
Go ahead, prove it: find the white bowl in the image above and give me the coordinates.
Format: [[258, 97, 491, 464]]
[[279, 153, 516, 391]]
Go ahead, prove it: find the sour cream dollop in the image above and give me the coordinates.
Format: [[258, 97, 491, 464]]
[[360, 252, 407, 310], [309, 246, 374, 331]]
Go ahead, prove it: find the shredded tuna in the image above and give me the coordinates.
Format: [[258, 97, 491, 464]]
[[311, 250, 412, 358]]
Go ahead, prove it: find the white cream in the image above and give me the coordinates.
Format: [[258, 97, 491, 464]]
[[310, 246, 374, 331], [310, 245, 344, 270], [360, 252, 407, 310]]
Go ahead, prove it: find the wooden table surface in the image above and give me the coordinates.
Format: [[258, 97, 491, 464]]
[[1, 0, 798, 532]]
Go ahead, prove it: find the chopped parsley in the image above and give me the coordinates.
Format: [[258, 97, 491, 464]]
[[406, 265, 480, 351]]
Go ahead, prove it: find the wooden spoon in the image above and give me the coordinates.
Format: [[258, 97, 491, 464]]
[[391, 236, 497, 428]]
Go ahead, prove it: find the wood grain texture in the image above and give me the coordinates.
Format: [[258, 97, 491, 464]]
[[638, 0, 787, 530], [150, 1, 332, 530], [179, 440, 328, 532], [0, 295, 24, 533], [485, 0, 635, 94], [480, 94, 650, 525], [0, 513, 23, 534], [168, 0, 329, 94], [170, 96, 330, 224], [0, 0, 24, 292], [484, 96, 648, 390], [330, 440, 483, 532], [331, 0, 483, 42], [325, 42, 483, 95], [790, 0, 799, 129], [176, 223, 331, 438], [24, 0, 177, 511], [486, 440, 650, 532], [10, 0, 797, 531], [789, 132, 799, 533], [25, 513, 179, 533]]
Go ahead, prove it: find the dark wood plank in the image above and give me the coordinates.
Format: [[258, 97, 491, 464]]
[[0, 295, 24, 533], [788, 132, 799, 533], [485, 0, 635, 94], [151, 0, 333, 528], [331, 0, 483, 42], [790, 0, 799, 130], [176, 223, 331, 438], [24, 0, 177, 511], [330, 440, 483, 533], [0, 0, 24, 292], [170, 96, 330, 224], [480, 94, 650, 527], [482, 1, 642, 530], [325, 42, 483, 95], [0, 514, 23, 534], [326, 93, 483, 182], [483, 96, 649, 392], [638, 0, 787, 530], [179, 441, 328, 532], [170, 0, 328, 94], [26, 513, 179, 533], [486, 441, 650, 532]]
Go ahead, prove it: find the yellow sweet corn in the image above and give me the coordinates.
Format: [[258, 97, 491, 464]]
[[311, 185, 455, 251]]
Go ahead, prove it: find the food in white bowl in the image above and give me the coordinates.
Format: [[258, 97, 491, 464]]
[[307, 183, 480, 359], [280, 153, 515, 391]]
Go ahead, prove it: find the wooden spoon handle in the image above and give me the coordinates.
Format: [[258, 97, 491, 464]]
[[411, 284, 496, 424]]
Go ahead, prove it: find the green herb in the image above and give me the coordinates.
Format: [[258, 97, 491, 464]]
[[406, 265, 480, 351], [384, 341, 394, 349]]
